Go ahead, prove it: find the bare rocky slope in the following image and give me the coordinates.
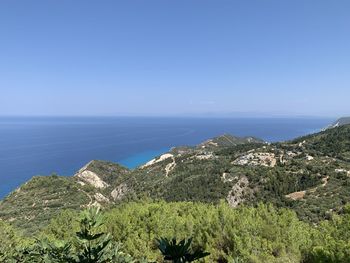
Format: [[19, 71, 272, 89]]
[[1, 128, 350, 233]]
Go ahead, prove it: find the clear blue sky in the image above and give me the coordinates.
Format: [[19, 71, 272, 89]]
[[0, 1, 349, 117]]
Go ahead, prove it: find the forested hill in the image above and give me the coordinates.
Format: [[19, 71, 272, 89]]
[[1, 125, 350, 234]]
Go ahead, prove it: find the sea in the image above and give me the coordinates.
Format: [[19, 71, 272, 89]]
[[0, 116, 333, 198]]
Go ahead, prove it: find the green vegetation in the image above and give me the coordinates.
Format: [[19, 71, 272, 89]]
[[1, 207, 136, 263], [2, 125, 350, 261], [2, 202, 350, 262], [157, 237, 209, 263], [4, 127, 350, 233], [295, 126, 350, 161], [0, 175, 90, 234]]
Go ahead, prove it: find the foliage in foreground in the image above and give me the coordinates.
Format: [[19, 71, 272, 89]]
[[157, 238, 209, 263], [2, 201, 350, 262], [1, 208, 135, 263]]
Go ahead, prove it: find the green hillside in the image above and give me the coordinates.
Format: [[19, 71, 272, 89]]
[[2, 127, 350, 233]]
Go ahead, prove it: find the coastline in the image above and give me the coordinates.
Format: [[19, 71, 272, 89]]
[[118, 148, 170, 169], [0, 117, 333, 198]]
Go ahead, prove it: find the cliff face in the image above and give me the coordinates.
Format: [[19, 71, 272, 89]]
[[2, 126, 350, 233], [74, 160, 130, 186]]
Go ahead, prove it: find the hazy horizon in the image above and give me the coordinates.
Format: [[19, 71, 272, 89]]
[[0, 113, 341, 119]]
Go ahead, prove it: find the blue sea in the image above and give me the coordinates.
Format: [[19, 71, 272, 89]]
[[0, 117, 332, 198]]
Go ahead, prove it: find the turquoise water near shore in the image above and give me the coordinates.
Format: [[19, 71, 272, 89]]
[[119, 148, 170, 169], [0, 116, 333, 198]]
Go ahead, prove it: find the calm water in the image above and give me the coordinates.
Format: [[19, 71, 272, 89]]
[[0, 117, 332, 198]]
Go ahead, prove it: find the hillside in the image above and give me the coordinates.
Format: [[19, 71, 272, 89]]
[[2, 127, 350, 233], [328, 116, 350, 128], [0, 160, 130, 233], [120, 125, 350, 222]]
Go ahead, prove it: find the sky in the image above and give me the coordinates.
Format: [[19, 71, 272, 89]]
[[0, 1, 349, 117]]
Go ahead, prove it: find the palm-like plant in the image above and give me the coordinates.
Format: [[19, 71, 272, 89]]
[[75, 207, 111, 263], [75, 207, 134, 263], [157, 237, 209, 263]]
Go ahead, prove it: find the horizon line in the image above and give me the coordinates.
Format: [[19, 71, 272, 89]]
[[0, 114, 339, 119]]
